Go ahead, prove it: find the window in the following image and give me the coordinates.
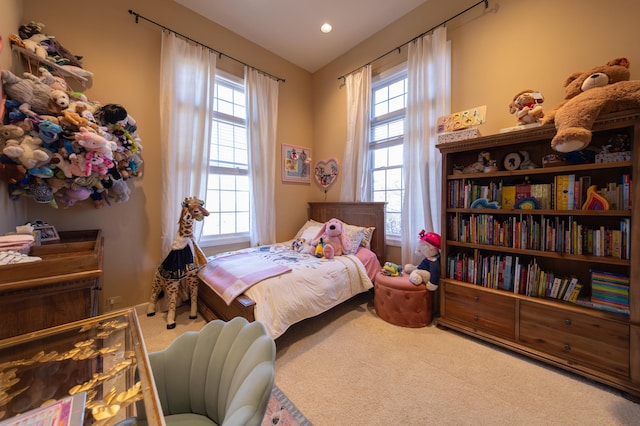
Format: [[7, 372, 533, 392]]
[[201, 72, 250, 245], [370, 66, 407, 240]]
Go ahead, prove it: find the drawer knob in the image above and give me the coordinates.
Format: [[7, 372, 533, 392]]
[[474, 315, 479, 321], [564, 344, 571, 351], [473, 296, 480, 302], [564, 319, 571, 326]]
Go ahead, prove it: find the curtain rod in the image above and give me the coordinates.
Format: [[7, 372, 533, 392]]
[[128, 9, 286, 83], [337, 0, 488, 81]]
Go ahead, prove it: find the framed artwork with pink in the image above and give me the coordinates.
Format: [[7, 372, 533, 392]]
[[281, 144, 311, 183]]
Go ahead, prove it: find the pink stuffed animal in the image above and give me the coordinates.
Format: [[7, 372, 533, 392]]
[[74, 127, 116, 160], [311, 218, 351, 259]]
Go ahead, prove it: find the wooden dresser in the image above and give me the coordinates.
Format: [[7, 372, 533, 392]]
[[0, 229, 103, 339]]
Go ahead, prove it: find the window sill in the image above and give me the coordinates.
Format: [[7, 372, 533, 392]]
[[386, 235, 401, 247], [199, 234, 250, 256]]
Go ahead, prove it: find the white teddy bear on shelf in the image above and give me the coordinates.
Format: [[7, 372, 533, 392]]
[[404, 230, 441, 291]]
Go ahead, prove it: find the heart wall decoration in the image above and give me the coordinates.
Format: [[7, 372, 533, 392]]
[[314, 158, 339, 192]]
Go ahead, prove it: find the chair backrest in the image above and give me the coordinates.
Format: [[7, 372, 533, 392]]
[[145, 317, 276, 425]]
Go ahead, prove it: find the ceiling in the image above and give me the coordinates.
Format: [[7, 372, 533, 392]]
[[174, 0, 428, 73]]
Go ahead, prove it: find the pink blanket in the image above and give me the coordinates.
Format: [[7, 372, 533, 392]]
[[198, 252, 291, 305]]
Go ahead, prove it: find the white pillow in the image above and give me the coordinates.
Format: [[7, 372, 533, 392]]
[[344, 223, 375, 249], [294, 219, 322, 239], [300, 225, 323, 244], [342, 227, 364, 255]]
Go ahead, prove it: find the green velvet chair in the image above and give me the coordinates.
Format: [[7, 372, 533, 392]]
[[134, 317, 276, 426]]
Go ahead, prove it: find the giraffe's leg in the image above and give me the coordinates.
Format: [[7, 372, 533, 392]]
[[147, 271, 163, 317], [187, 272, 199, 319], [166, 279, 179, 329]]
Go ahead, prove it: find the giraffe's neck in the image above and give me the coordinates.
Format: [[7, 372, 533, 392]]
[[178, 209, 194, 239]]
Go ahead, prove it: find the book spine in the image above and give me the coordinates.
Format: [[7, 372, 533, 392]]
[[555, 175, 570, 210]]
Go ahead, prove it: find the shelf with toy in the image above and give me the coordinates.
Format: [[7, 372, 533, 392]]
[[11, 45, 93, 91]]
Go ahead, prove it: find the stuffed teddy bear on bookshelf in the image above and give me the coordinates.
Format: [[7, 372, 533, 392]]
[[509, 90, 545, 125], [542, 57, 640, 153]]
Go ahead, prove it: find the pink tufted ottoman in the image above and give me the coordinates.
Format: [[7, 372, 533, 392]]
[[374, 272, 433, 327]]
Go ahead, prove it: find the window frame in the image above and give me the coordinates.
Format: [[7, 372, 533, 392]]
[[369, 63, 408, 245], [199, 70, 251, 247]]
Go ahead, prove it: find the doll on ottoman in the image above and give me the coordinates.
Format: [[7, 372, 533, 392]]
[[404, 230, 441, 291]]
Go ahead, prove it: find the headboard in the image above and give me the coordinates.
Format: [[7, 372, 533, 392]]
[[308, 202, 386, 266]]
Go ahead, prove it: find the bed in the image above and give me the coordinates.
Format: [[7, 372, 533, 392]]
[[196, 202, 386, 338]]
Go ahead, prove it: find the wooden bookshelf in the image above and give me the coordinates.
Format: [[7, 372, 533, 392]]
[[436, 110, 640, 400]]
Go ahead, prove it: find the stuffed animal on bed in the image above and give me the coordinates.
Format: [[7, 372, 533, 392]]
[[310, 218, 351, 259], [404, 230, 441, 291]]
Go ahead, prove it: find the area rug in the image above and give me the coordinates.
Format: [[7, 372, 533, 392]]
[[262, 384, 312, 425]]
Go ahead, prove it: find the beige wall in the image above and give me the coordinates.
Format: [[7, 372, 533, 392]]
[[0, 0, 26, 234], [3, 0, 640, 309]]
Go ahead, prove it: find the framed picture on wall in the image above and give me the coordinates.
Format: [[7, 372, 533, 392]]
[[281, 144, 311, 183]]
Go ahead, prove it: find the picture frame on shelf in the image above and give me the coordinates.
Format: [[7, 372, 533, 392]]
[[281, 144, 311, 183], [30, 220, 60, 243]]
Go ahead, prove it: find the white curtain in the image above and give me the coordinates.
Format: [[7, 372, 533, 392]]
[[340, 65, 371, 201], [245, 67, 279, 246], [401, 26, 449, 266], [159, 31, 216, 256]]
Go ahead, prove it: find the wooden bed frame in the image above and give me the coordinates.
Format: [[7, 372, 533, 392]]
[[197, 201, 387, 323]]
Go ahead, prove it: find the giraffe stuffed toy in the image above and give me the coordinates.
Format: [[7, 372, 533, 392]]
[[147, 196, 209, 329]]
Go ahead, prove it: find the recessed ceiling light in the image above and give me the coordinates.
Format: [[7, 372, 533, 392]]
[[321, 22, 332, 33]]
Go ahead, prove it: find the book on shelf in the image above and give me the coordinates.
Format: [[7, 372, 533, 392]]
[[557, 278, 570, 300], [513, 257, 521, 294], [590, 269, 630, 310], [515, 184, 531, 203], [530, 183, 552, 209], [503, 255, 513, 291], [575, 299, 630, 315], [622, 173, 631, 210], [501, 185, 516, 209], [568, 283, 583, 303], [550, 277, 562, 299], [611, 229, 622, 259], [603, 183, 622, 210], [567, 174, 576, 210], [562, 277, 579, 301], [622, 218, 630, 259], [555, 175, 570, 210], [578, 175, 591, 209]]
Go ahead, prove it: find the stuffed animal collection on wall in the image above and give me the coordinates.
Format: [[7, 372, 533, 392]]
[[0, 22, 142, 208]]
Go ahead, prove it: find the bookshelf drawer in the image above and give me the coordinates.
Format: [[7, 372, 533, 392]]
[[519, 301, 629, 376], [444, 284, 516, 339]]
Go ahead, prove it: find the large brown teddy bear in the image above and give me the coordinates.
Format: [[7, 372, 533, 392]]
[[541, 57, 640, 153]]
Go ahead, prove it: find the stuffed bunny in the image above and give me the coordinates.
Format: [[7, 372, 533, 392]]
[[311, 218, 351, 259]]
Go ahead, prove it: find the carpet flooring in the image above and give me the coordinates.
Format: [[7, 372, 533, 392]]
[[270, 292, 640, 425], [137, 296, 640, 425]]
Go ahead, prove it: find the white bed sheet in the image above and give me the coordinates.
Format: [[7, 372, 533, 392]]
[[235, 245, 374, 338]]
